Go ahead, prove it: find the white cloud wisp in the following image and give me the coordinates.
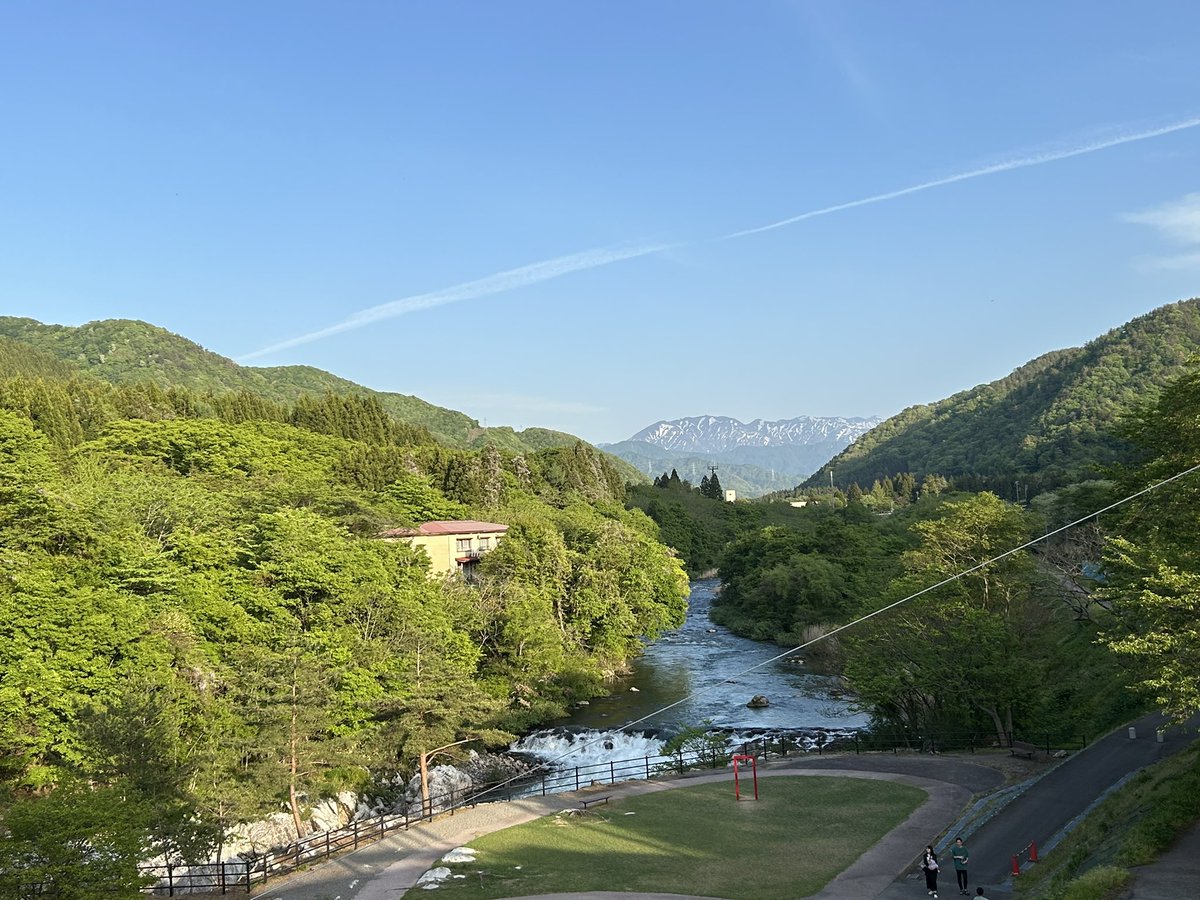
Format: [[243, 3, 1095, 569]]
[[239, 241, 675, 361], [720, 116, 1200, 240], [1122, 191, 1200, 270], [243, 115, 1200, 360]]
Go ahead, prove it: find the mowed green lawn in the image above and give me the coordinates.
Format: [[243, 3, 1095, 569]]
[[418, 776, 925, 899]]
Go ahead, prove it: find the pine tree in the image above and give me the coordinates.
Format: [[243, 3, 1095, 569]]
[[708, 471, 723, 499]]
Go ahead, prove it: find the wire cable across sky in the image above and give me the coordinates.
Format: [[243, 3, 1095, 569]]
[[455, 458, 1200, 807]]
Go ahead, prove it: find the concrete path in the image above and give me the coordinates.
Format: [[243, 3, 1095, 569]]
[[874, 712, 1199, 900], [252, 715, 1198, 900], [254, 757, 993, 900], [1118, 820, 1200, 899]]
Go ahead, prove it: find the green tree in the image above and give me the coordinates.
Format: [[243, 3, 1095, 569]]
[[0, 411, 66, 548], [0, 781, 154, 900], [76, 674, 220, 864], [228, 641, 343, 839], [700, 470, 723, 500], [844, 493, 1044, 742], [1097, 360, 1200, 720]]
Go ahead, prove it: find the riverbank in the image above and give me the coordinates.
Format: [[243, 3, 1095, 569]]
[[550, 579, 865, 734]]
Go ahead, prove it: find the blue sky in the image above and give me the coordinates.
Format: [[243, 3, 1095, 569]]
[[4, 2, 1200, 443]]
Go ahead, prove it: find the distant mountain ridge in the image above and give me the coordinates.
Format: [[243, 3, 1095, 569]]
[[603, 414, 882, 497], [0, 317, 641, 477], [629, 415, 882, 454], [804, 297, 1200, 495]]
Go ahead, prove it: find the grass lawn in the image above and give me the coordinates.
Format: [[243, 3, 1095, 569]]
[[413, 776, 926, 899]]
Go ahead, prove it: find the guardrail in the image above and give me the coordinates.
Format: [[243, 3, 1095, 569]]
[[20, 727, 1087, 896]]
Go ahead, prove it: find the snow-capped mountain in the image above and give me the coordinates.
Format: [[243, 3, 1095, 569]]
[[602, 415, 883, 497], [627, 415, 882, 455]]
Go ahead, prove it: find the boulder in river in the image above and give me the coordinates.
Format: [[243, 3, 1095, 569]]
[[746, 695, 770, 708]]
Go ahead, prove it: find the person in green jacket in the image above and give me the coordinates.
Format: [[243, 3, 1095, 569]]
[[952, 837, 970, 894]]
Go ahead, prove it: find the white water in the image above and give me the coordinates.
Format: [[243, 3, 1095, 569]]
[[510, 728, 667, 769], [506, 579, 867, 789]]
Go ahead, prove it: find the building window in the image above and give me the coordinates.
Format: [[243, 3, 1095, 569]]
[[478, 537, 490, 550], [456, 538, 472, 552]]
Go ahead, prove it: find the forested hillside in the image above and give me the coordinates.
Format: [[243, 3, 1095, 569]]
[[805, 298, 1200, 495], [610, 440, 803, 497], [0, 351, 688, 886], [0, 317, 632, 465], [707, 356, 1200, 754]]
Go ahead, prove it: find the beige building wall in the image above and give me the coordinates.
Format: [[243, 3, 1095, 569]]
[[407, 529, 504, 577]]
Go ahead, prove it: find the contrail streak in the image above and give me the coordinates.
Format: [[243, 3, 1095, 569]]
[[242, 115, 1200, 360], [239, 241, 676, 360], [720, 116, 1200, 239]]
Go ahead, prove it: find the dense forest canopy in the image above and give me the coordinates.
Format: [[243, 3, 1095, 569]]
[[0, 317, 642, 468], [0, 352, 687, 891]]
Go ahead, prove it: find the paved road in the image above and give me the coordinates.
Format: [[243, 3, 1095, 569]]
[[971, 712, 1194, 894], [875, 711, 1199, 900], [252, 714, 1197, 900]]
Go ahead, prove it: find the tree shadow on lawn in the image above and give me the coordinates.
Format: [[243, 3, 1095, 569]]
[[422, 776, 926, 900]]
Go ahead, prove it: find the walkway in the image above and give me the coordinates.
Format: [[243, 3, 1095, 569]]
[[253, 712, 1197, 900], [874, 711, 1199, 900], [253, 756, 999, 900], [1118, 820, 1200, 899]]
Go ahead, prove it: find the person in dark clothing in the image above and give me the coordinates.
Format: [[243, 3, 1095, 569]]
[[951, 837, 970, 893], [921, 845, 940, 897]]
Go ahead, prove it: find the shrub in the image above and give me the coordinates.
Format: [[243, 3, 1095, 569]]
[[1060, 865, 1130, 900]]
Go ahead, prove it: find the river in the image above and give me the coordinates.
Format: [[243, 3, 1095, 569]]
[[509, 579, 868, 772]]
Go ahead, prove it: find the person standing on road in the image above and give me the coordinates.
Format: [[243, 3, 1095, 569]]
[[921, 844, 939, 898], [974, 889, 990, 899], [951, 837, 970, 894]]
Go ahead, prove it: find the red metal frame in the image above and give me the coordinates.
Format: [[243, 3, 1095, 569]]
[[732, 753, 758, 800]]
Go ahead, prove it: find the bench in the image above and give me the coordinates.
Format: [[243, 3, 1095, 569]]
[[579, 795, 611, 810], [1010, 740, 1038, 759]]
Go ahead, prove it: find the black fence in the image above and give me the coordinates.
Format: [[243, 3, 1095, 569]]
[[21, 727, 1088, 896], [850, 728, 1088, 756]]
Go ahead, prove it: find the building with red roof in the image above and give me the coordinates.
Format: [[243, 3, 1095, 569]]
[[379, 520, 509, 578]]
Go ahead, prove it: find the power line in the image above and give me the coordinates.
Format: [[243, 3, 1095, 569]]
[[455, 459, 1200, 806]]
